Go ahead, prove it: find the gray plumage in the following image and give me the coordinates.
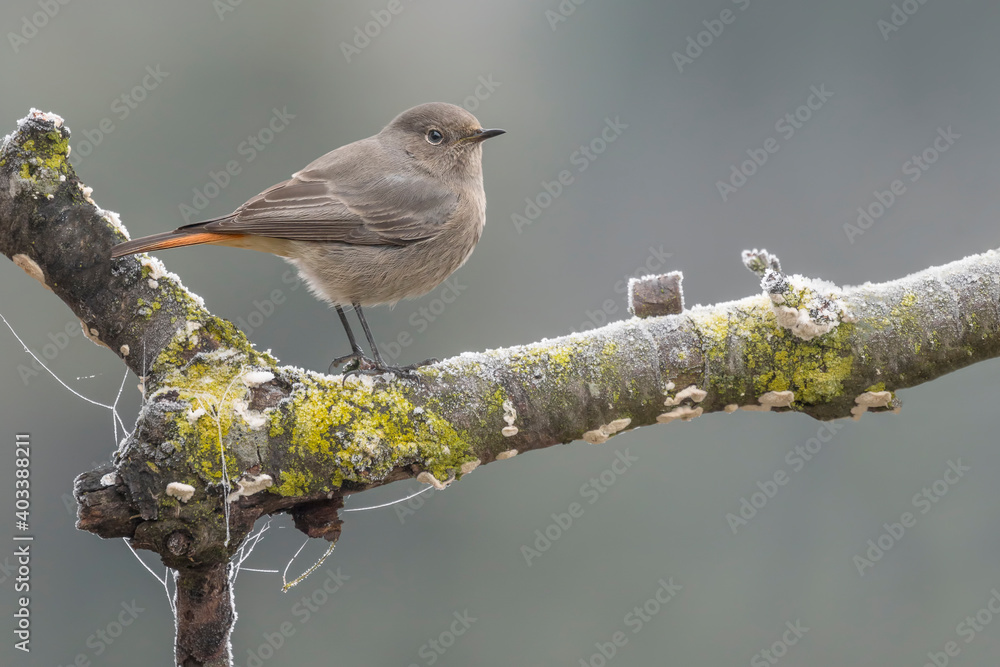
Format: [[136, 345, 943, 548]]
[[111, 102, 504, 372], [113, 102, 502, 306]]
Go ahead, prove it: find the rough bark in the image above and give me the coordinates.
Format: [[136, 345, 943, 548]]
[[4, 110, 1000, 665]]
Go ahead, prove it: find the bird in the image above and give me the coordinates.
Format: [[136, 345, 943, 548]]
[[111, 102, 504, 376]]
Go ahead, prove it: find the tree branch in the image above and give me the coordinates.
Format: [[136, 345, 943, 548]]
[[3, 110, 999, 666]]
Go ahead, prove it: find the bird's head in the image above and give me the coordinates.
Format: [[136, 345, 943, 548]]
[[382, 102, 505, 179]]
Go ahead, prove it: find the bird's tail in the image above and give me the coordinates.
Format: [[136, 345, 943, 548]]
[[110, 230, 233, 258]]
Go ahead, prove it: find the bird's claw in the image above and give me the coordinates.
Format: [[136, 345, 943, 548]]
[[332, 356, 439, 383], [329, 352, 377, 375]]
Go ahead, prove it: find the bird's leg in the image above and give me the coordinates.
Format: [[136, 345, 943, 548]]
[[329, 305, 377, 373], [354, 304, 390, 368], [352, 304, 437, 377]]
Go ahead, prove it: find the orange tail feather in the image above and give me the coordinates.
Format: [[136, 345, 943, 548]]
[[110, 231, 238, 258]]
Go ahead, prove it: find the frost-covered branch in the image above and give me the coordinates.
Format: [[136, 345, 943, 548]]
[[4, 110, 1000, 666]]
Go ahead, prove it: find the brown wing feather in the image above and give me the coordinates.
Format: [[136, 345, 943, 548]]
[[182, 140, 460, 246], [116, 137, 461, 257]]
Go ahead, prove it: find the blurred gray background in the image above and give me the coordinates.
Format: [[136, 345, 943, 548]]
[[2, 0, 1000, 665]]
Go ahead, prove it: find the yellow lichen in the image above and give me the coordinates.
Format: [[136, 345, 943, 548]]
[[691, 295, 855, 406]]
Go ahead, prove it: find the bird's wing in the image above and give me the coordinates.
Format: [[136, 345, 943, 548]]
[[184, 144, 459, 247]]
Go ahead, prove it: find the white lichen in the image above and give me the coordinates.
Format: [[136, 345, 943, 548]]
[[500, 399, 519, 436], [502, 399, 517, 426], [855, 391, 892, 408], [165, 482, 196, 503], [100, 472, 119, 487], [241, 370, 275, 387], [78, 183, 95, 205], [138, 256, 206, 309], [416, 471, 451, 490], [656, 406, 703, 423], [234, 400, 267, 429], [100, 209, 128, 236], [758, 390, 794, 408], [27, 108, 64, 127], [664, 385, 707, 406], [762, 271, 848, 341], [606, 417, 631, 432], [141, 256, 167, 280], [80, 322, 108, 349], [771, 304, 839, 341], [12, 254, 47, 289], [226, 474, 273, 502], [851, 391, 893, 419], [582, 417, 632, 444]]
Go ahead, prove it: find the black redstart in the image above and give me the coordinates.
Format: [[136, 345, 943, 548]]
[[111, 102, 504, 375]]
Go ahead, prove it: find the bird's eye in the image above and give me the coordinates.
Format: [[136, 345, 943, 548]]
[[425, 129, 444, 145]]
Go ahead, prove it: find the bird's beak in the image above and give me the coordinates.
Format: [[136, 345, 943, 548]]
[[464, 128, 506, 143]]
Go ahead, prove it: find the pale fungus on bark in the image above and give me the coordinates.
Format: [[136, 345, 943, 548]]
[[165, 482, 196, 503]]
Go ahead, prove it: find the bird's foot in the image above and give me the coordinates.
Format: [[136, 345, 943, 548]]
[[329, 352, 377, 375], [339, 357, 440, 382]]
